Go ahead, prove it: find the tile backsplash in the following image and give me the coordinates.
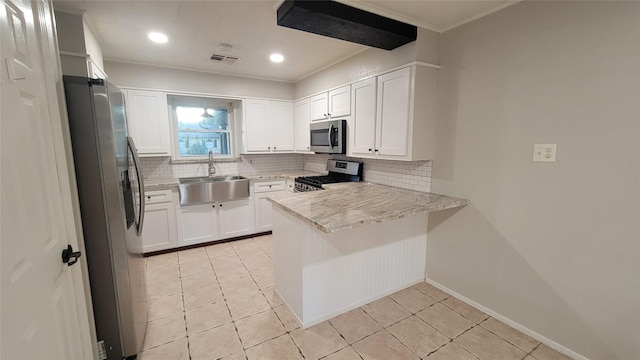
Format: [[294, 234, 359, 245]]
[[140, 154, 304, 180], [141, 153, 431, 193], [304, 154, 432, 192]]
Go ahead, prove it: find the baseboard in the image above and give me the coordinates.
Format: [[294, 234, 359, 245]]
[[424, 277, 588, 360]]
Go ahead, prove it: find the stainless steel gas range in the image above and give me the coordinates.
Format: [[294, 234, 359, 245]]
[[295, 159, 362, 192]]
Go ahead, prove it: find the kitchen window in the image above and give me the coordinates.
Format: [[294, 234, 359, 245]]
[[168, 95, 237, 160]]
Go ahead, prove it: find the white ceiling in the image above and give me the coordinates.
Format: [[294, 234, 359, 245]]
[[53, 0, 517, 82]]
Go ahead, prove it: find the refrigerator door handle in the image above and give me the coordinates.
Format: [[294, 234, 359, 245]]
[[127, 136, 145, 236]]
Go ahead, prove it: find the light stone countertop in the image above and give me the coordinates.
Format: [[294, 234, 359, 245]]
[[266, 182, 469, 234], [144, 178, 180, 191], [245, 170, 325, 182]]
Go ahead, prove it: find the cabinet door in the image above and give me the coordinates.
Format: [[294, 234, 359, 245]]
[[126, 89, 171, 156], [328, 85, 351, 118], [270, 101, 294, 151], [219, 199, 254, 239], [177, 204, 219, 247], [309, 92, 329, 121], [245, 99, 271, 152], [141, 202, 178, 253], [294, 98, 310, 152], [376, 67, 411, 156], [350, 78, 377, 156], [255, 193, 273, 232]]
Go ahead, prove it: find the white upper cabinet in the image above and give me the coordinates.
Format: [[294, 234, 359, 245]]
[[270, 101, 295, 151], [309, 85, 351, 121], [244, 99, 294, 153], [125, 89, 171, 156], [350, 77, 377, 155], [376, 67, 411, 156], [294, 98, 311, 152], [309, 92, 328, 121], [348, 65, 438, 161], [328, 85, 351, 118], [245, 99, 271, 152]]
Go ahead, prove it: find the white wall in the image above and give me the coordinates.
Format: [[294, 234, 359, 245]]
[[82, 19, 103, 70], [295, 27, 439, 99], [429, 2, 640, 359], [105, 61, 294, 100]]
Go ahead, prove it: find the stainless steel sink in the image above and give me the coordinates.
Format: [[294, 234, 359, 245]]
[[178, 175, 249, 206]]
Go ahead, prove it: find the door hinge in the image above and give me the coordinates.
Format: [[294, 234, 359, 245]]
[[97, 340, 107, 360]]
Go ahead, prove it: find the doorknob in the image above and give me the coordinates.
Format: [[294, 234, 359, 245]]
[[62, 245, 82, 266]]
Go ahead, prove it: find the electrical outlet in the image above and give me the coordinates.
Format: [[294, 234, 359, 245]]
[[533, 144, 557, 162]]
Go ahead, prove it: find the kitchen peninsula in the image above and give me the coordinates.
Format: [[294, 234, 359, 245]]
[[268, 183, 468, 328]]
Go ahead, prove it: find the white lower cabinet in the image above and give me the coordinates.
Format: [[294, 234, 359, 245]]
[[177, 198, 255, 248], [219, 199, 255, 238], [142, 181, 282, 252], [177, 204, 220, 247], [141, 190, 178, 253], [254, 180, 286, 232]]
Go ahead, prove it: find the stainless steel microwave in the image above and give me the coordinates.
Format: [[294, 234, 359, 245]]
[[310, 119, 346, 154]]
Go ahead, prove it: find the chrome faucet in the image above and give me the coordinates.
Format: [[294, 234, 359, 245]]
[[208, 151, 216, 177]]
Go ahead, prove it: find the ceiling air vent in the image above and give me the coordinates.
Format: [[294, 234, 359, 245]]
[[277, 0, 417, 50], [210, 53, 239, 65]]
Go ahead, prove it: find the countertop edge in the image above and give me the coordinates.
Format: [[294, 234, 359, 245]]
[[143, 171, 325, 190], [267, 186, 469, 234]]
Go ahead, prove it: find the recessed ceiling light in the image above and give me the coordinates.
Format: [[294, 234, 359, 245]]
[[148, 32, 168, 44], [270, 53, 284, 63]]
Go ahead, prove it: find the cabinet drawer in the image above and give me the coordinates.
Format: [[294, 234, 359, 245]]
[[144, 190, 173, 204], [254, 181, 285, 193]]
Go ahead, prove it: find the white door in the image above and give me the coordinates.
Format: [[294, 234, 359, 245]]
[[294, 98, 310, 151], [350, 77, 377, 156], [141, 203, 178, 253], [126, 89, 171, 156], [1, 0, 93, 358], [328, 85, 351, 118], [244, 99, 271, 151], [309, 92, 328, 121], [270, 100, 294, 151], [219, 199, 254, 238], [177, 204, 219, 246], [376, 67, 411, 156], [255, 193, 275, 232]]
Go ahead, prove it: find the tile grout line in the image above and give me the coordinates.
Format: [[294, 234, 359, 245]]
[[178, 254, 193, 360], [143, 238, 556, 360]]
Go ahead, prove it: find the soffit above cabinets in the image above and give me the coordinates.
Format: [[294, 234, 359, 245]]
[[53, 0, 517, 82]]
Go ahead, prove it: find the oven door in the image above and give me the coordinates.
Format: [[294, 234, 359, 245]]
[[310, 120, 346, 154]]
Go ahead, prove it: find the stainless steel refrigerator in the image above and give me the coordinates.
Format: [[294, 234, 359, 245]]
[[63, 76, 147, 360]]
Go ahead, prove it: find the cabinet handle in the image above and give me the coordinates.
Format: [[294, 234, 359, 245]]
[[268, 146, 271, 150], [327, 113, 331, 117], [374, 149, 379, 152], [219, 204, 222, 207], [147, 196, 151, 199], [274, 146, 277, 150], [368, 148, 372, 152]]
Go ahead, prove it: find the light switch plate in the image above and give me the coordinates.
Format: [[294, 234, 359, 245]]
[[533, 144, 557, 162]]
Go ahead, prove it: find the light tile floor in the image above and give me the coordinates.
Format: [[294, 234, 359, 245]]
[[140, 235, 573, 360]]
